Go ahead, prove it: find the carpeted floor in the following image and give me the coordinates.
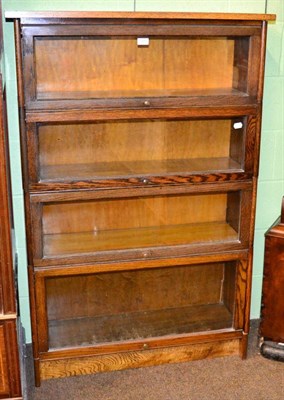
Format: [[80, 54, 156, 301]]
[[28, 321, 284, 400]]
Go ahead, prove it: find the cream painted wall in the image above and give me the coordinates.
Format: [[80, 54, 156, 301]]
[[2, 0, 283, 342]]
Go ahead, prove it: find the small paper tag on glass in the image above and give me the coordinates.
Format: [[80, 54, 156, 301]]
[[137, 37, 150, 46], [233, 122, 243, 130]]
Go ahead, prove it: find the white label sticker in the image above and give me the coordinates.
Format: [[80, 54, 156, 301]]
[[233, 122, 243, 129], [137, 37, 150, 46]]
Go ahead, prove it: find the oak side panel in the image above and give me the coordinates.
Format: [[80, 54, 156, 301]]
[[257, 21, 268, 102], [247, 34, 261, 97], [243, 115, 258, 173], [223, 261, 236, 315], [234, 259, 248, 329]]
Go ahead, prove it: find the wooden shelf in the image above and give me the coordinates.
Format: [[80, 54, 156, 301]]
[[37, 88, 247, 101], [43, 221, 238, 258], [40, 157, 242, 182], [48, 302, 233, 349]]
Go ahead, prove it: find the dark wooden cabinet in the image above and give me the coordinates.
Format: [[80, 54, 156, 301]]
[[0, 322, 22, 399], [6, 11, 275, 385], [259, 197, 284, 361], [0, 74, 22, 398]]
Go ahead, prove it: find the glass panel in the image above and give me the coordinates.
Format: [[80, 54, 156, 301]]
[[46, 262, 236, 350], [34, 36, 249, 100], [38, 118, 245, 183], [42, 192, 240, 259]]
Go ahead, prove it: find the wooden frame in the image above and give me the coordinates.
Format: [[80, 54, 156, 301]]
[[19, 22, 264, 111], [32, 255, 248, 354], [259, 197, 284, 361], [24, 112, 258, 191], [27, 186, 253, 267], [0, 70, 22, 400], [0, 322, 22, 399], [0, 3, 22, 394]]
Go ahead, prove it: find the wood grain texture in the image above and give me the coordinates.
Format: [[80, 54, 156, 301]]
[[26, 105, 258, 122], [39, 193, 240, 260], [234, 259, 248, 329], [32, 172, 252, 192], [257, 21, 268, 103], [260, 199, 284, 342], [42, 194, 229, 234], [244, 115, 258, 173], [34, 251, 249, 276], [5, 11, 276, 21], [0, 325, 9, 396], [25, 25, 261, 41], [34, 262, 237, 352], [35, 243, 248, 268], [39, 160, 242, 180], [47, 304, 232, 349], [39, 338, 241, 381], [22, 22, 264, 110], [28, 184, 253, 267], [26, 92, 256, 112], [30, 118, 250, 190], [26, 115, 252, 191], [0, 76, 15, 316], [33, 37, 239, 102], [0, 71, 22, 397], [247, 34, 261, 98], [241, 179, 258, 335], [0, 321, 22, 399], [28, 266, 41, 387], [43, 222, 238, 258], [38, 119, 233, 168], [222, 261, 236, 315], [45, 263, 225, 320], [39, 328, 243, 359], [29, 181, 252, 202], [10, 11, 270, 384]]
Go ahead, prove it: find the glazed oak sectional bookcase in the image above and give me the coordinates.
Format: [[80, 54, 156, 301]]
[[6, 11, 275, 385]]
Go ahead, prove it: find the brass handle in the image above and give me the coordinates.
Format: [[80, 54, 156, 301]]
[[142, 178, 149, 184], [143, 343, 149, 350], [143, 100, 151, 107]]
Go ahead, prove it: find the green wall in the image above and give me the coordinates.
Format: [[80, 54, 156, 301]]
[[2, 0, 283, 343]]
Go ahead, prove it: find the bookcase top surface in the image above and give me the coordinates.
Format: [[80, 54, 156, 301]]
[[5, 11, 276, 22]]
